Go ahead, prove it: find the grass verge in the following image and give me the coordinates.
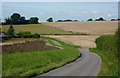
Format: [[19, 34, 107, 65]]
[[89, 35, 118, 76], [2, 37, 80, 77]]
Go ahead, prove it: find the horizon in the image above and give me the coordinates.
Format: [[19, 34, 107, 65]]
[[2, 2, 118, 22]]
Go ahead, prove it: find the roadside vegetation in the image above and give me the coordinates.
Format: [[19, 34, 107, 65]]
[[2, 36, 80, 77], [90, 26, 119, 76]]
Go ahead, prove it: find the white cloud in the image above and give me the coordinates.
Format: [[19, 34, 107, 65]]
[[40, 12, 44, 15], [92, 10, 99, 14], [107, 13, 112, 17]]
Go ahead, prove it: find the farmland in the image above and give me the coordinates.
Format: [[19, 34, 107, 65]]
[[42, 21, 118, 35], [42, 21, 118, 49], [2, 37, 80, 77], [1, 24, 72, 35]]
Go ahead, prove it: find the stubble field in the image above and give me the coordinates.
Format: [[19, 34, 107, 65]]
[[42, 21, 118, 49]]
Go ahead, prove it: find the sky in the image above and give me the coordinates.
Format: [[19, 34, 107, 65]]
[[1, 0, 120, 2], [2, 2, 118, 22]]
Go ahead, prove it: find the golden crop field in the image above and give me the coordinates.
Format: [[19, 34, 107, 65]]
[[42, 21, 118, 35], [42, 21, 118, 49]]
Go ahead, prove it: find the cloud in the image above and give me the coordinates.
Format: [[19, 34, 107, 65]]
[[40, 12, 44, 15], [82, 11, 87, 14], [92, 10, 99, 14], [107, 13, 112, 17]]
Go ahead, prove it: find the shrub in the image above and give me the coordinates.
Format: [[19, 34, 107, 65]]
[[16, 31, 40, 38], [95, 35, 118, 58], [32, 33, 40, 38]]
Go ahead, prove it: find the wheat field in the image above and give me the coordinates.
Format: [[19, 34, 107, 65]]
[[42, 21, 118, 49]]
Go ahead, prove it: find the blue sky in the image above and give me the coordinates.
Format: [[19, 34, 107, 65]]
[[2, 2, 118, 22]]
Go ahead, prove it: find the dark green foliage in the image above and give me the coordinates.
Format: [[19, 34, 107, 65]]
[[29, 17, 39, 24], [57, 19, 74, 22], [111, 19, 116, 21], [16, 31, 40, 38], [4, 18, 11, 24], [95, 17, 105, 21], [7, 24, 15, 36], [11, 13, 21, 24], [87, 18, 93, 21], [99, 17, 104, 21], [95, 35, 118, 58], [4, 13, 39, 25], [47, 18, 53, 22], [32, 33, 40, 38]]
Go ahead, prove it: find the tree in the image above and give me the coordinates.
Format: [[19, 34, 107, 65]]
[[5, 18, 11, 24], [7, 24, 15, 36], [47, 18, 53, 22], [20, 17, 26, 24], [111, 19, 116, 21], [29, 17, 39, 24], [95, 17, 104, 21], [87, 18, 93, 21], [11, 13, 21, 24], [99, 17, 104, 21]]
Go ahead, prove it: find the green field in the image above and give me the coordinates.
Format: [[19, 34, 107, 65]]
[[2, 37, 80, 77], [1, 24, 72, 34], [90, 35, 118, 76]]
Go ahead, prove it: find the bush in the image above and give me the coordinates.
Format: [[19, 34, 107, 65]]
[[32, 33, 40, 38], [95, 35, 118, 58], [16, 32, 40, 38]]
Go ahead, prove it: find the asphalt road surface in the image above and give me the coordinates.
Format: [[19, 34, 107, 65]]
[[35, 49, 101, 77]]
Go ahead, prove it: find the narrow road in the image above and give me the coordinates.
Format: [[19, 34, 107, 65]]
[[35, 49, 101, 77]]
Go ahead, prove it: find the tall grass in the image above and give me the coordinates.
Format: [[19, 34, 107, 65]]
[[90, 34, 118, 76]]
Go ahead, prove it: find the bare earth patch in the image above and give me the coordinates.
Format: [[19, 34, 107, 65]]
[[42, 21, 118, 49]]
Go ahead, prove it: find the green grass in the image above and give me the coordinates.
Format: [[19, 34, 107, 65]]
[[89, 35, 118, 76], [2, 37, 80, 77], [90, 48, 118, 76], [1, 24, 72, 34]]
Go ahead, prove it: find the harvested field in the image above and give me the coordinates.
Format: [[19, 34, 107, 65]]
[[43, 35, 99, 49], [42, 21, 118, 49], [42, 21, 118, 35]]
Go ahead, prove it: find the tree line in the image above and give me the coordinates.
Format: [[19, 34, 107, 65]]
[[2, 13, 118, 25], [4, 13, 39, 25]]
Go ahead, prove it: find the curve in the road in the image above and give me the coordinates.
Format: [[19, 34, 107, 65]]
[[35, 49, 101, 77]]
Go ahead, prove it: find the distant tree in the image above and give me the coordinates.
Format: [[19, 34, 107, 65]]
[[7, 24, 15, 36], [99, 17, 104, 21], [87, 18, 93, 21], [20, 16, 26, 24], [4, 18, 11, 24], [11, 13, 21, 24], [74, 20, 78, 21], [95, 17, 104, 21], [95, 19, 99, 21], [47, 18, 53, 22], [111, 19, 116, 21], [57, 20, 63, 22], [64, 19, 72, 22], [29, 17, 39, 24]]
